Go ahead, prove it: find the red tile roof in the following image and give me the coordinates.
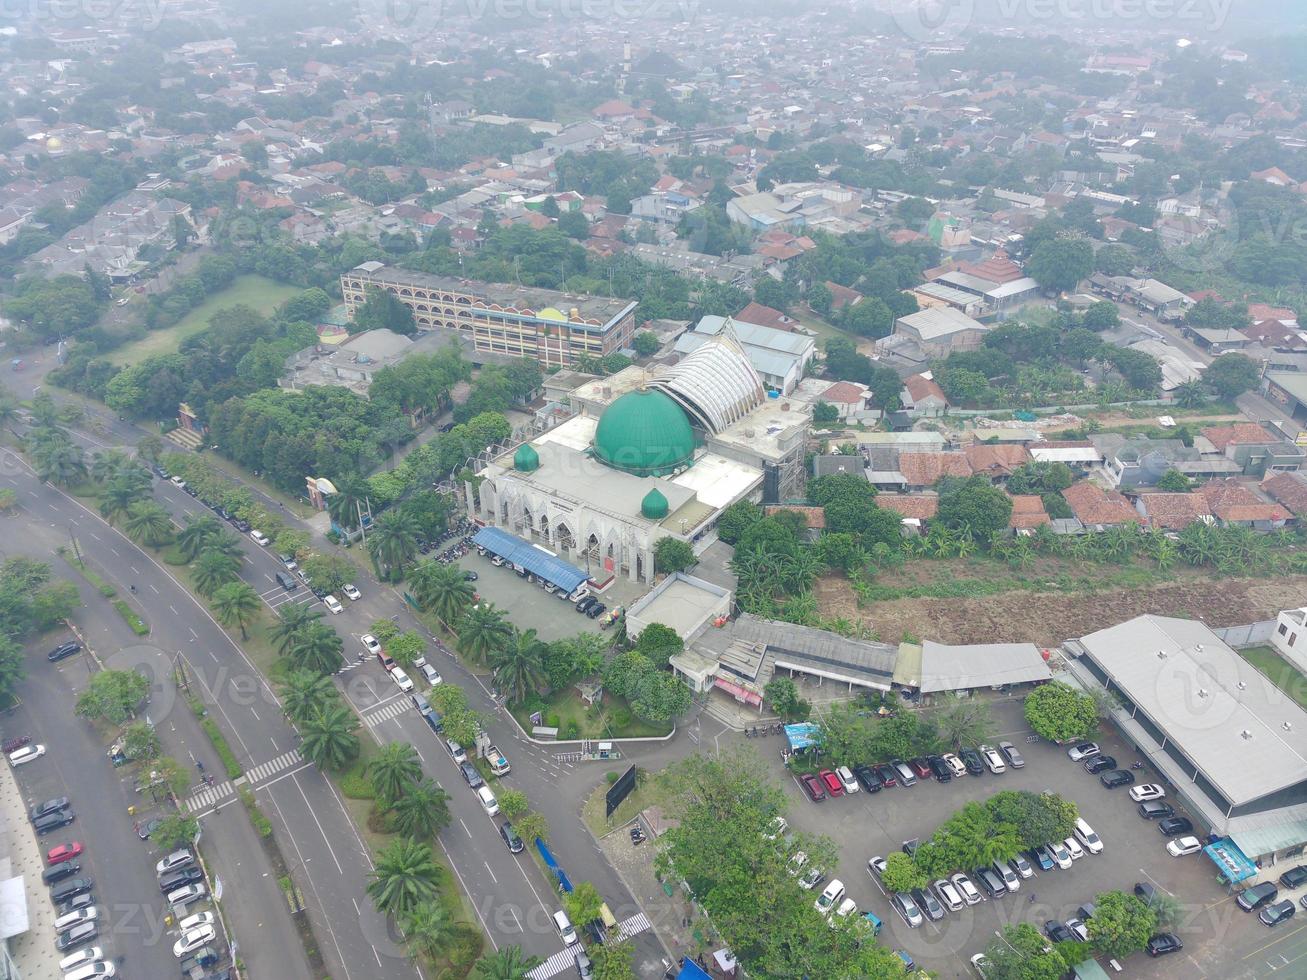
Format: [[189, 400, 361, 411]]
[[1008, 495, 1050, 529], [824, 281, 863, 312], [820, 382, 868, 406], [903, 373, 948, 405], [1262, 472, 1307, 515], [1197, 479, 1291, 523], [735, 301, 798, 332], [1201, 423, 1276, 451], [874, 494, 939, 520], [1136, 492, 1213, 530], [763, 505, 825, 529], [898, 452, 972, 487], [964, 443, 1031, 477], [1062, 482, 1140, 526]]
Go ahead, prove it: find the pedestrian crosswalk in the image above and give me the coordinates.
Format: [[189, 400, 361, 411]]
[[525, 913, 655, 979], [363, 698, 411, 728], [244, 748, 303, 783], [613, 911, 652, 942], [184, 780, 235, 814]]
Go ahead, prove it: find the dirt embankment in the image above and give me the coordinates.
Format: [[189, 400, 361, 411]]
[[814, 574, 1307, 647]]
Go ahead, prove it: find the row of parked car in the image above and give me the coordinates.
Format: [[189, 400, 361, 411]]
[[800, 741, 1028, 803], [31, 795, 110, 977], [1229, 863, 1307, 929]]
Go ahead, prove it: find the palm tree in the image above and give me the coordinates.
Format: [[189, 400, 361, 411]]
[[0, 391, 18, 433], [270, 602, 323, 656], [367, 838, 441, 917], [392, 779, 450, 840], [403, 901, 456, 962], [212, 581, 261, 640], [279, 670, 337, 727], [491, 628, 548, 704], [472, 946, 542, 980], [34, 440, 87, 487], [367, 510, 419, 579], [193, 548, 240, 597], [123, 501, 173, 547], [91, 449, 130, 484], [136, 434, 163, 465], [29, 393, 59, 428], [99, 478, 144, 526], [299, 702, 359, 770], [457, 603, 513, 665], [176, 514, 223, 561], [368, 741, 422, 804], [327, 476, 372, 532], [409, 560, 474, 626], [287, 622, 344, 675], [935, 695, 996, 750], [1174, 379, 1206, 409]]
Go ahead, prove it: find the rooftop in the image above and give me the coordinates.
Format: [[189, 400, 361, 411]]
[[911, 640, 1051, 693], [1062, 481, 1141, 526], [896, 306, 989, 340]]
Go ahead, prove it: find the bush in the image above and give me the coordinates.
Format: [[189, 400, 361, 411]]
[[611, 707, 633, 729], [606, 771, 619, 784], [240, 786, 273, 838], [200, 717, 244, 779], [112, 599, 150, 635], [339, 764, 375, 800], [547, 712, 561, 729], [563, 719, 580, 740]]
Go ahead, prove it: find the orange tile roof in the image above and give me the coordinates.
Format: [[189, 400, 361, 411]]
[[820, 381, 868, 405], [873, 494, 939, 520], [1262, 472, 1307, 516], [763, 505, 826, 529], [1062, 482, 1140, 526], [1008, 494, 1050, 529], [898, 452, 972, 487], [1201, 423, 1276, 452], [964, 443, 1031, 476], [1197, 479, 1291, 523], [1136, 492, 1212, 529], [903, 374, 947, 404]]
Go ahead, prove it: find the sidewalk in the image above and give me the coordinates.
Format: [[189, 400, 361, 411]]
[[0, 758, 61, 978]]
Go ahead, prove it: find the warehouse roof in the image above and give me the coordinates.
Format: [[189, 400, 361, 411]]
[[913, 640, 1051, 693]]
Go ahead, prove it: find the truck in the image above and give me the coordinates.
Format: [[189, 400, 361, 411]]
[[487, 745, 510, 776]]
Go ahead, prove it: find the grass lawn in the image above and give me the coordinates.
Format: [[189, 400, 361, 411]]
[[510, 689, 672, 741], [1238, 645, 1307, 711], [581, 769, 668, 836], [109, 275, 301, 367], [790, 308, 849, 344]]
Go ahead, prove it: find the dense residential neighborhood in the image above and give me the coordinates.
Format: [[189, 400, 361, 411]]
[[8, 3, 1307, 980]]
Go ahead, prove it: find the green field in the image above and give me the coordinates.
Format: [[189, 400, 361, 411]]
[[1238, 645, 1307, 711], [110, 274, 301, 367]]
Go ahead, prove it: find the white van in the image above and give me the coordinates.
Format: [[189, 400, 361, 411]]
[[476, 785, 499, 815], [1074, 817, 1104, 855], [250, 529, 270, 546], [58, 947, 103, 973], [391, 667, 414, 692], [65, 963, 115, 980], [553, 909, 579, 946]]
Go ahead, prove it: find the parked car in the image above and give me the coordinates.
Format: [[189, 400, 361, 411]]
[[975, 866, 1006, 898], [1134, 881, 1157, 905], [835, 766, 860, 794], [500, 822, 524, 854], [942, 753, 968, 779], [1280, 865, 1307, 889], [959, 748, 985, 775], [446, 739, 467, 764], [156, 850, 194, 875], [819, 770, 844, 798], [34, 809, 74, 834], [1168, 836, 1204, 857], [323, 595, 343, 614], [951, 872, 982, 905], [998, 741, 1025, 769], [56, 893, 94, 916], [46, 842, 83, 865], [909, 758, 933, 780], [164, 883, 206, 907], [55, 922, 98, 952], [1063, 836, 1086, 861], [1066, 918, 1089, 942], [42, 861, 82, 884], [867, 856, 887, 880], [979, 745, 1006, 774], [31, 796, 70, 821], [173, 924, 217, 958], [933, 878, 965, 912], [1084, 755, 1117, 774], [58, 948, 104, 973], [159, 867, 204, 893], [911, 887, 945, 921], [1009, 854, 1034, 879], [249, 530, 270, 546], [1048, 841, 1073, 870], [1130, 784, 1167, 803], [852, 764, 883, 793], [815, 879, 847, 916], [1074, 818, 1104, 854], [800, 773, 826, 802], [891, 760, 917, 786], [8, 744, 45, 766], [1138, 801, 1175, 820], [178, 911, 215, 933], [874, 764, 898, 787], [1237, 881, 1280, 911], [891, 892, 923, 928], [1100, 769, 1136, 788], [342, 583, 361, 601], [1067, 742, 1100, 761], [419, 662, 442, 685], [1158, 817, 1193, 837], [927, 755, 952, 783], [1261, 899, 1297, 928], [48, 641, 82, 662], [50, 877, 94, 903], [460, 762, 484, 789], [390, 667, 413, 692], [54, 907, 98, 933], [1029, 846, 1055, 871], [1147, 934, 1184, 957], [991, 860, 1019, 892], [1044, 920, 1074, 943]]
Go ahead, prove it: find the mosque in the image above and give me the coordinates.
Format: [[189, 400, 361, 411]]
[[471, 332, 811, 585]]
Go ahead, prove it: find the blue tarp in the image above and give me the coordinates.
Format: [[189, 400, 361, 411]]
[[785, 723, 821, 751], [676, 960, 712, 980], [1205, 838, 1258, 882], [535, 837, 574, 893], [473, 526, 588, 594]]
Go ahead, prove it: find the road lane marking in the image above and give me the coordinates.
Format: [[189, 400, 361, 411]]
[[485, 862, 498, 883], [460, 818, 472, 838], [169, 605, 178, 615], [148, 583, 159, 595], [286, 770, 344, 875]]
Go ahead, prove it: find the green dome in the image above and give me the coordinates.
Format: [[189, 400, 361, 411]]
[[513, 443, 540, 472], [641, 488, 669, 520], [593, 390, 694, 477]]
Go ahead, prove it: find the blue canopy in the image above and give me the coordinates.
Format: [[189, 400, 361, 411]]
[[785, 723, 821, 751], [676, 960, 711, 980], [1205, 838, 1257, 883], [472, 526, 588, 594]]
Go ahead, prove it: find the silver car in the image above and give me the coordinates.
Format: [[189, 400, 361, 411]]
[[892, 892, 923, 927], [998, 740, 1026, 768]]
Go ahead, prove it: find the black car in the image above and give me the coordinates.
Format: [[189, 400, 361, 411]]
[[1044, 920, 1074, 943], [1280, 865, 1307, 889], [1100, 769, 1136, 788], [499, 822, 524, 853], [30, 796, 70, 821], [50, 877, 94, 903], [463, 570, 478, 582], [1260, 899, 1297, 927], [959, 748, 984, 775], [159, 866, 204, 892], [1238, 881, 1279, 911], [586, 603, 607, 619], [41, 862, 80, 885], [179, 947, 221, 972], [852, 764, 883, 793], [1147, 933, 1183, 957], [33, 810, 74, 835], [55, 922, 97, 952], [927, 755, 952, 783], [1138, 801, 1175, 820], [1083, 755, 1116, 774], [1158, 817, 1193, 837], [47, 641, 82, 662], [911, 887, 946, 921], [459, 762, 484, 788], [1134, 881, 1157, 904], [232, 518, 252, 532], [874, 763, 898, 787], [575, 596, 597, 613], [56, 892, 95, 915]]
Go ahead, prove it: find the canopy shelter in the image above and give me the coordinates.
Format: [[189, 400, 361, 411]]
[[472, 526, 588, 594], [785, 723, 821, 752], [1205, 838, 1258, 883]]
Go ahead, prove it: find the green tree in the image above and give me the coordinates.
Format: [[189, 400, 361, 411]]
[[75, 669, 149, 724], [633, 331, 660, 356], [458, 603, 513, 664], [300, 703, 360, 770], [136, 434, 164, 465], [392, 779, 451, 840], [370, 742, 423, 804], [354, 286, 417, 337], [514, 811, 549, 846], [987, 790, 1077, 851], [0, 638, 26, 708], [1024, 682, 1098, 742], [279, 670, 338, 727], [984, 923, 1069, 980], [812, 401, 840, 424], [473, 946, 543, 980], [150, 814, 200, 852], [211, 581, 261, 640], [33, 440, 87, 487], [562, 881, 605, 928], [716, 500, 763, 544], [287, 622, 344, 675], [122, 501, 173, 548], [937, 476, 1013, 537], [1174, 379, 1206, 408], [653, 537, 695, 574], [492, 628, 548, 704], [1156, 468, 1192, 492], [270, 602, 323, 656], [498, 787, 529, 820], [634, 623, 684, 669], [1204, 353, 1260, 400], [590, 941, 637, 980], [367, 838, 442, 917], [403, 901, 456, 963], [1082, 300, 1120, 331], [1087, 890, 1158, 958], [807, 281, 833, 317], [934, 694, 996, 749], [385, 630, 425, 667], [367, 509, 420, 579], [121, 721, 161, 761], [176, 514, 224, 561], [764, 676, 809, 721], [193, 548, 240, 598], [1028, 237, 1094, 293], [880, 852, 927, 893], [410, 559, 475, 626]]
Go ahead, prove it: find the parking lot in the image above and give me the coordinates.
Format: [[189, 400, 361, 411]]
[[6, 631, 228, 978], [762, 697, 1235, 976]]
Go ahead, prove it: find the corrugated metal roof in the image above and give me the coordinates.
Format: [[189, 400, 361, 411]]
[[917, 641, 1051, 693], [471, 527, 588, 593]]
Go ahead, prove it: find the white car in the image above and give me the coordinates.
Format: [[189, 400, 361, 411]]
[[992, 860, 1019, 892], [933, 878, 965, 911], [342, 583, 361, 601], [173, 924, 216, 958], [1066, 917, 1089, 942], [170, 476, 187, 489], [156, 849, 194, 875], [815, 879, 846, 916], [867, 856, 887, 880], [1130, 783, 1167, 803], [361, 634, 382, 656], [1168, 835, 1204, 857], [836, 766, 860, 794], [177, 911, 214, 933], [979, 744, 1006, 774], [323, 595, 343, 614], [165, 883, 206, 906], [59, 947, 104, 972], [942, 753, 968, 779], [54, 907, 98, 932], [831, 897, 858, 921], [1009, 854, 1035, 879], [1063, 836, 1086, 861], [970, 952, 992, 978], [391, 667, 413, 692], [8, 744, 44, 766], [249, 529, 270, 546], [420, 663, 442, 685], [1067, 742, 1100, 761], [951, 872, 982, 905], [1074, 817, 1104, 855], [1049, 841, 1074, 869], [65, 965, 113, 979]]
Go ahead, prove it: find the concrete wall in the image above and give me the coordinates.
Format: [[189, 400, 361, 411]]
[[1212, 620, 1277, 649]]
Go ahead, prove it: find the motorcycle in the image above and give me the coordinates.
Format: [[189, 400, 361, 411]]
[[1, 735, 30, 753]]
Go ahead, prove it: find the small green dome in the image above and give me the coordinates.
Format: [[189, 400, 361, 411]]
[[641, 488, 669, 520], [514, 443, 540, 472], [593, 389, 694, 477]]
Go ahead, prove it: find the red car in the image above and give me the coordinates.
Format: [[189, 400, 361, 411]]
[[819, 769, 845, 798], [800, 773, 826, 802], [47, 842, 83, 865]]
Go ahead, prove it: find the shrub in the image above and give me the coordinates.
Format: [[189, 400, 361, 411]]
[[339, 764, 374, 800], [200, 717, 243, 779], [240, 786, 273, 837], [563, 719, 580, 740], [611, 707, 633, 729], [547, 712, 561, 729], [606, 771, 619, 784], [113, 599, 150, 635]]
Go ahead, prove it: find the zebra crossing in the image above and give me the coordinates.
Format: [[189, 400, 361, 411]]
[[362, 698, 411, 728], [243, 748, 304, 784], [184, 780, 235, 814], [525, 913, 654, 979]]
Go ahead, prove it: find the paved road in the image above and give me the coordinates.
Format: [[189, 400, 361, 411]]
[[0, 450, 418, 980]]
